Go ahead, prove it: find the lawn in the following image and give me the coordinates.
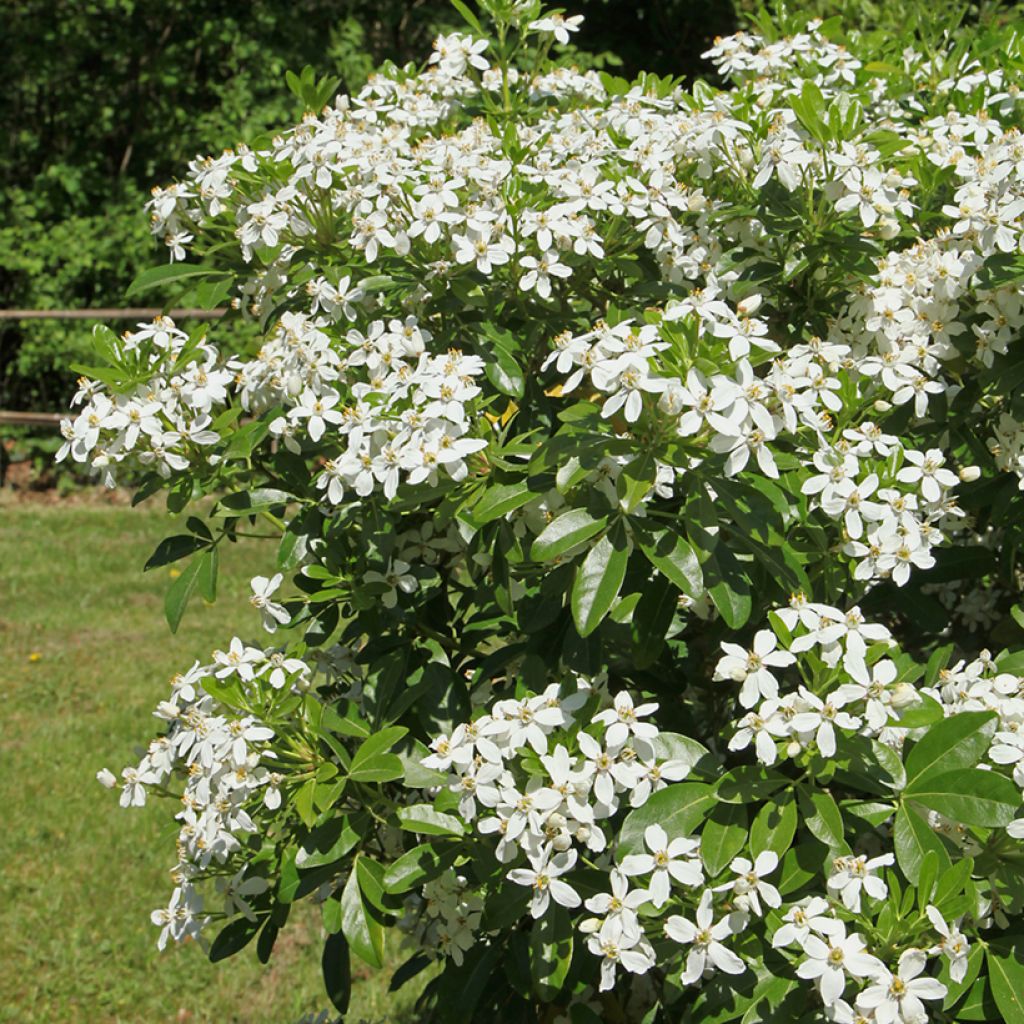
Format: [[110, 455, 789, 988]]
[[0, 499, 425, 1024]]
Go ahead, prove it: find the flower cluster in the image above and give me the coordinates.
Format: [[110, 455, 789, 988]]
[[97, 639, 315, 948]]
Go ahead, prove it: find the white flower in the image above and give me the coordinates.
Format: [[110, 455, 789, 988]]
[[827, 853, 894, 912], [796, 927, 886, 1005], [620, 824, 702, 906], [715, 630, 796, 708], [507, 849, 582, 918], [583, 869, 650, 941], [856, 949, 947, 1023], [771, 897, 844, 948], [528, 13, 584, 44], [586, 917, 657, 992], [519, 250, 571, 299], [925, 905, 969, 983], [593, 691, 659, 748], [716, 851, 781, 917], [249, 574, 290, 632], [665, 889, 746, 984], [363, 560, 417, 609]]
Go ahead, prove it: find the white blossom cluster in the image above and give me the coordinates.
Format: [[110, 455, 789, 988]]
[[410, 871, 484, 967], [545, 307, 970, 587], [70, 14, 1024, 526], [97, 639, 314, 949], [718, 600, 906, 765], [415, 671, 964, 1015], [58, 309, 489, 501], [57, 318, 229, 485]]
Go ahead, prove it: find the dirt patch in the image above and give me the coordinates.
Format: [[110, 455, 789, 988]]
[[0, 465, 134, 506]]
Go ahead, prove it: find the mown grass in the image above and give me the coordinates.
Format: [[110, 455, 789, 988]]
[[0, 500, 426, 1024]]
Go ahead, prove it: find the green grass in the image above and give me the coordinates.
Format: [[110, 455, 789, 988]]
[[0, 501, 427, 1024]]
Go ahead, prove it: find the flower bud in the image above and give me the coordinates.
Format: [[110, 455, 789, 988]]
[[959, 465, 981, 482], [737, 293, 763, 316], [873, 399, 892, 413], [891, 682, 918, 709], [96, 768, 117, 789]]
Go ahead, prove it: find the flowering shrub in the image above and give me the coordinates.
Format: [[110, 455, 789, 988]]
[[68, 0, 1024, 1020]]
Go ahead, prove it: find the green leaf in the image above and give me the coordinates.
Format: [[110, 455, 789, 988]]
[[904, 711, 997, 785], [450, 0, 484, 34], [163, 554, 204, 633], [197, 545, 218, 603], [571, 524, 629, 637], [700, 801, 749, 878], [617, 452, 657, 513], [988, 943, 1024, 1024], [532, 508, 608, 561], [750, 792, 797, 859], [144, 534, 206, 571], [705, 546, 752, 628], [389, 952, 433, 992], [630, 573, 678, 667], [530, 905, 573, 1001], [341, 864, 384, 968], [294, 778, 317, 828], [907, 769, 1019, 827], [618, 784, 715, 858], [955, 974, 999, 1021], [384, 844, 449, 894], [348, 726, 408, 783], [321, 932, 351, 1014], [208, 916, 260, 962], [917, 849, 940, 909], [893, 804, 951, 884], [356, 855, 388, 914], [485, 345, 524, 398], [397, 804, 465, 836], [125, 262, 229, 299], [638, 528, 703, 598], [797, 788, 848, 852], [213, 488, 293, 517], [468, 481, 535, 525], [297, 814, 365, 870]]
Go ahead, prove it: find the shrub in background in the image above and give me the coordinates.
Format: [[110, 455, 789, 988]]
[[64, 0, 1024, 1020]]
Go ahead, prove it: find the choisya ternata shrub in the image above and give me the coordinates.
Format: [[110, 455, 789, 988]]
[[66, 1, 1024, 1020]]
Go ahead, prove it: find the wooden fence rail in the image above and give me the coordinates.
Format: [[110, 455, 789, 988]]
[[0, 308, 225, 320]]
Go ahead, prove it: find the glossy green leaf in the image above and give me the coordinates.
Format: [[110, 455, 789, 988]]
[[571, 524, 629, 637], [907, 768, 1019, 827], [163, 553, 204, 633], [904, 711, 997, 785], [384, 844, 448, 894], [700, 801, 749, 878], [469, 481, 536, 525], [532, 508, 608, 561], [125, 261, 228, 299], [341, 864, 384, 968], [618, 784, 715, 858], [321, 932, 351, 1014], [638, 528, 703, 598], [798, 788, 847, 851], [705, 546, 752, 628], [208, 916, 260, 963], [750, 792, 797, 859], [893, 804, 951, 884], [348, 726, 408, 783], [529, 905, 573, 1001], [397, 804, 465, 836], [988, 943, 1024, 1024]]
